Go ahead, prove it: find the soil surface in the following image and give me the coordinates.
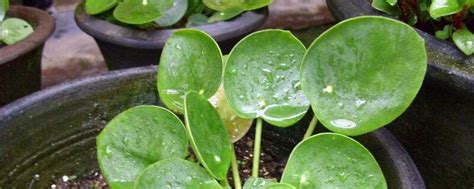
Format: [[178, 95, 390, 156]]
[[52, 132, 289, 188]]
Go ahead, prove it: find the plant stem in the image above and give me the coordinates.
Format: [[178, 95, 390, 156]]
[[303, 116, 318, 139], [252, 118, 263, 177], [231, 146, 242, 189]]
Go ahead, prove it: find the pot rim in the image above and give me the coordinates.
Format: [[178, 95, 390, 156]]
[[74, 3, 268, 50], [326, 0, 474, 94], [0, 66, 424, 188], [0, 5, 55, 64]]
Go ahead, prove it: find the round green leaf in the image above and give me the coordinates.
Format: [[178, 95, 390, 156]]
[[265, 183, 296, 189], [1, 18, 34, 45], [184, 91, 233, 180], [97, 106, 188, 188], [158, 29, 223, 113], [203, 0, 241, 11], [243, 177, 276, 189], [429, 0, 464, 18], [371, 0, 401, 15], [452, 27, 474, 55], [281, 133, 387, 189], [209, 86, 253, 143], [113, 0, 174, 25], [301, 16, 427, 136], [134, 158, 222, 189], [85, 0, 118, 15], [0, 0, 9, 22], [224, 29, 309, 127], [154, 0, 187, 27], [208, 7, 244, 23]]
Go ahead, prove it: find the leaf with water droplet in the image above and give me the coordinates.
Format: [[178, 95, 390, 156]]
[[184, 91, 233, 180], [281, 133, 387, 188], [1, 18, 34, 45], [113, 0, 174, 25], [97, 106, 188, 187], [134, 158, 221, 188], [209, 85, 253, 142], [224, 29, 309, 127], [301, 16, 427, 136], [243, 177, 276, 189], [154, 0, 188, 27], [158, 29, 223, 113], [85, 0, 118, 15]]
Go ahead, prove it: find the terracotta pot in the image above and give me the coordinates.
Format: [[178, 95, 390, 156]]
[[74, 4, 268, 70], [326, 0, 474, 187], [0, 66, 424, 188], [0, 5, 54, 106]]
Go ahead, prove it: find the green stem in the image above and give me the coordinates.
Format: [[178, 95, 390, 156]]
[[231, 146, 242, 189], [303, 116, 318, 139], [252, 118, 263, 177]]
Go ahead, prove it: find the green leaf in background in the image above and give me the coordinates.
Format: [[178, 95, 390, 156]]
[[265, 183, 296, 189], [243, 177, 276, 189], [241, 0, 273, 10], [209, 86, 253, 143], [186, 13, 209, 27], [203, 0, 242, 12], [97, 106, 188, 188], [385, 0, 398, 6], [186, 0, 205, 16], [224, 30, 309, 127], [158, 29, 223, 113], [281, 133, 387, 189], [371, 0, 401, 15], [85, 0, 118, 15], [208, 7, 244, 23], [113, 0, 174, 25], [1, 18, 34, 45], [435, 24, 453, 40], [0, 0, 9, 22], [301, 16, 427, 136], [154, 0, 187, 27], [184, 91, 233, 180], [429, 0, 465, 18], [452, 27, 474, 55], [134, 158, 222, 189]]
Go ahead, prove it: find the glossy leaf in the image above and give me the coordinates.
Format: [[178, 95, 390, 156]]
[[224, 30, 309, 127], [301, 16, 427, 136], [0, 0, 8, 22], [242, 0, 273, 10], [208, 7, 244, 23], [371, 0, 401, 15], [184, 91, 233, 180], [265, 183, 296, 189], [452, 27, 474, 55], [1, 18, 34, 45], [85, 0, 118, 15], [385, 0, 398, 6], [203, 0, 241, 11], [429, 0, 464, 18], [243, 177, 276, 189], [134, 158, 222, 189], [281, 133, 387, 189], [158, 29, 223, 113], [209, 85, 253, 143], [97, 106, 188, 188], [154, 0, 187, 27], [113, 0, 174, 25]]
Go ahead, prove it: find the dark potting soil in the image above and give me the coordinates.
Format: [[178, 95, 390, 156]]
[[52, 131, 289, 188]]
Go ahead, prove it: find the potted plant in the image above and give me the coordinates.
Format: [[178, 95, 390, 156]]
[[326, 0, 474, 187], [74, 0, 270, 71], [0, 0, 54, 106], [0, 16, 427, 188]]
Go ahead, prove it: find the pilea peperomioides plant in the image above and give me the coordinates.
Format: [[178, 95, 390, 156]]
[[97, 16, 427, 188], [372, 0, 474, 55], [84, 0, 272, 29], [0, 0, 34, 45]]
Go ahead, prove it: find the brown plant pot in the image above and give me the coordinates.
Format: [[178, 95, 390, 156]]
[[74, 3, 268, 71], [0, 5, 54, 106]]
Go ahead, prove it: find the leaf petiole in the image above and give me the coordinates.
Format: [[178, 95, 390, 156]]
[[231, 146, 242, 189], [252, 118, 263, 177], [303, 116, 318, 139]]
